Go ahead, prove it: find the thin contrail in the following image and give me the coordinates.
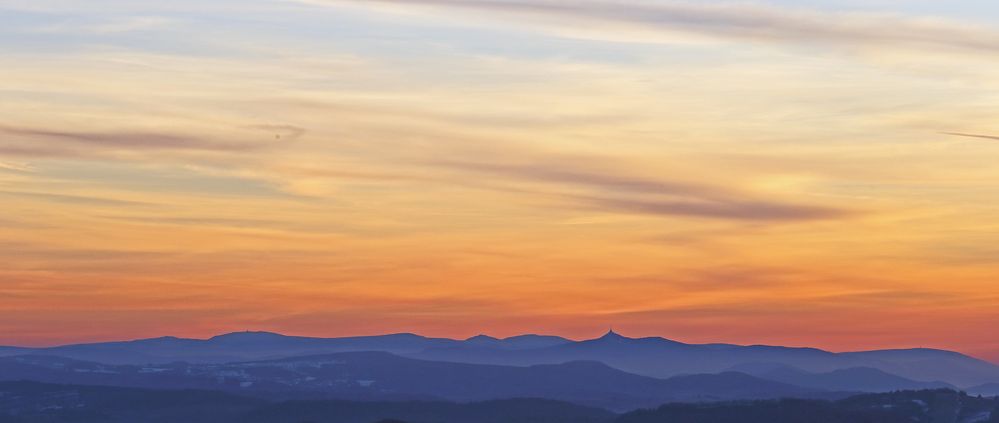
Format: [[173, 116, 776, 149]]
[[941, 132, 999, 141]]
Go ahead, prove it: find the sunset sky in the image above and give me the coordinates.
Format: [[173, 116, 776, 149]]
[[2, 0, 999, 362]]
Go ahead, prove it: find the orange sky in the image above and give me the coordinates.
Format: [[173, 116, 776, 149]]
[[2, 0, 999, 363]]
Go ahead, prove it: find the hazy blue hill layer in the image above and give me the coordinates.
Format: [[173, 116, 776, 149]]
[[0, 352, 822, 412], [728, 363, 956, 392], [413, 331, 999, 387], [3, 331, 998, 388], [969, 383, 999, 397]]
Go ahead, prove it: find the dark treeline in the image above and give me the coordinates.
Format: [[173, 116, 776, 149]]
[[0, 382, 996, 423], [618, 390, 999, 423]]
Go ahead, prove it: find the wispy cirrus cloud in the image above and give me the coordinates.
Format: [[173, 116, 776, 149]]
[[0, 124, 304, 155], [0, 161, 34, 173], [298, 0, 999, 54], [29, 16, 173, 35], [0, 190, 150, 207]]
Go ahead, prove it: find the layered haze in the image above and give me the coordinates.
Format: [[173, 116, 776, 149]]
[[1, 0, 999, 362]]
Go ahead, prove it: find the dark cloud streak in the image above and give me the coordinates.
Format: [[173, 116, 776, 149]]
[[576, 195, 849, 221], [431, 159, 729, 197], [942, 132, 999, 142], [430, 157, 853, 222]]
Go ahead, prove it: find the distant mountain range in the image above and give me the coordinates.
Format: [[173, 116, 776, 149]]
[[0, 332, 465, 365], [0, 332, 569, 365], [2, 330, 998, 390]]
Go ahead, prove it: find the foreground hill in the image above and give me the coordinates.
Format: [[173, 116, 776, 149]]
[[0, 381, 614, 423], [0, 382, 993, 423], [3, 331, 997, 388], [0, 352, 823, 411], [243, 399, 614, 423]]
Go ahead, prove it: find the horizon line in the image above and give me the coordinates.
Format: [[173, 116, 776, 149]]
[[1, 328, 982, 362]]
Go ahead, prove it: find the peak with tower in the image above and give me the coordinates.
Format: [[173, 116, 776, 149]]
[[597, 328, 629, 341]]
